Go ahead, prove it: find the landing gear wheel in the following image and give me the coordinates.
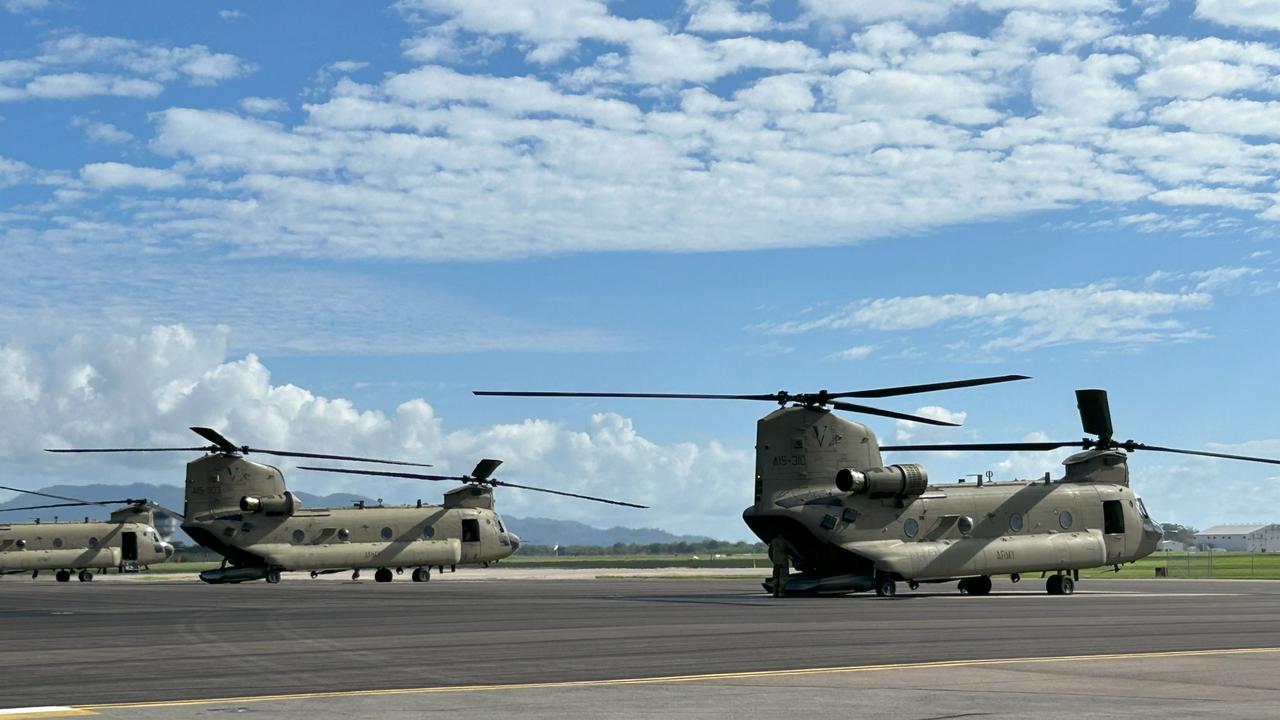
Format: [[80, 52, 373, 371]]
[[1059, 576, 1074, 595], [1047, 574, 1064, 595], [908, 580, 919, 591], [411, 568, 430, 583], [374, 567, 393, 583], [265, 568, 282, 584], [352, 570, 360, 581], [55, 570, 71, 583], [77, 570, 93, 582], [874, 576, 896, 597], [968, 576, 992, 595]]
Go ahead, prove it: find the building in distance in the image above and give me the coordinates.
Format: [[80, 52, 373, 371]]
[[1195, 524, 1280, 552]]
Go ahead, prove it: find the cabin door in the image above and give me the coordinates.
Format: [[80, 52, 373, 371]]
[[460, 518, 480, 562], [121, 532, 139, 561], [1102, 501, 1125, 561]]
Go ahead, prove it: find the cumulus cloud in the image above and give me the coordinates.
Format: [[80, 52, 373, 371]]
[[686, 0, 776, 33], [7, 1, 1280, 263], [72, 117, 134, 144], [10, 325, 754, 538], [1194, 0, 1280, 32], [759, 278, 1233, 353], [80, 162, 184, 190], [0, 33, 252, 102], [240, 96, 288, 114]]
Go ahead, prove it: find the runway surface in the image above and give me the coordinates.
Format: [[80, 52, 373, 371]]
[[3, 574, 1280, 717]]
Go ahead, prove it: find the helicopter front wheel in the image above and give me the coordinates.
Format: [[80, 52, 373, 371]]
[[77, 570, 93, 582], [874, 576, 896, 597], [265, 568, 282, 584], [411, 567, 430, 582]]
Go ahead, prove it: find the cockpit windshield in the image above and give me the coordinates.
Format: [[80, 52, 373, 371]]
[[495, 516, 505, 533], [1136, 498, 1151, 519]]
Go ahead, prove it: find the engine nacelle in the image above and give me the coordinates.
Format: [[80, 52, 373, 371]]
[[239, 491, 299, 516], [836, 464, 928, 499]]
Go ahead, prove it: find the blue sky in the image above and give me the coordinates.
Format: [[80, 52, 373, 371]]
[[3, 0, 1280, 540]]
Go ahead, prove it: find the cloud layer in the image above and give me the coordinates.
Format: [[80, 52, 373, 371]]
[[5, 2, 1280, 263], [7, 326, 752, 538]]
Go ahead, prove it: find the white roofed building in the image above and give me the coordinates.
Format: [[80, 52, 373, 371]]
[[1195, 524, 1280, 552]]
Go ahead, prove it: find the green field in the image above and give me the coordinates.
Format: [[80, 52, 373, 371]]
[[1081, 552, 1280, 580]]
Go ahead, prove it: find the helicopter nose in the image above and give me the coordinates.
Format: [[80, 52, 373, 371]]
[[508, 533, 521, 552], [162, 542, 175, 559]]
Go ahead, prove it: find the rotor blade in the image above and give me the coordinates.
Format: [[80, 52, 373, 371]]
[[296, 466, 461, 482], [190, 427, 240, 453], [45, 447, 211, 454], [827, 401, 962, 426], [0, 484, 97, 502], [1075, 389, 1113, 443], [474, 390, 779, 401], [0, 500, 136, 513], [489, 480, 647, 508], [471, 458, 503, 480], [832, 374, 1031, 399], [296, 466, 647, 508], [1122, 443, 1280, 466], [881, 441, 1086, 452], [248, 448, 432, 467]]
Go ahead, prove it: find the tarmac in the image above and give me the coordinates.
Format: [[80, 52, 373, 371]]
[[2, 572, 1279, 718]]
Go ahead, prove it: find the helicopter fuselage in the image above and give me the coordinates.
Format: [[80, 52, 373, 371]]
[[744, 406, 1162, 595], [0, 517, 172, 579], [181, 455, 517, 583]]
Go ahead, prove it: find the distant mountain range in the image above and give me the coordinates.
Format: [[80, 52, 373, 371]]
[[0, 483, 711, 546]]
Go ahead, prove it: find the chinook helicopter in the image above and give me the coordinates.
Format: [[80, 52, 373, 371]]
[[476, 378, 1280, 598], [48, 428, 644, 584], [0, 485, 176, 581]]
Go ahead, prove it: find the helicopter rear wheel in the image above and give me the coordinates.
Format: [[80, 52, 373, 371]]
[[1047, 574, 1074, 595], [375, 567, 394, 583], [962, 576, 992, 595], [55, 570, 71, 583], [265, 568, 282, 584], [411, 568, 430, 582], [874, 576, 896, 597], [77, 570, 93, 582]]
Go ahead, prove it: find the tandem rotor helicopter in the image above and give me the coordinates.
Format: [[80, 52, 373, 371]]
[[477, 375, 1280, 598], [47, 427, 644, 584], [0, 486, 176, 581]]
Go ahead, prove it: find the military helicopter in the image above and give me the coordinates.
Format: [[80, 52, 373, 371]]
[[476, 378, 1280, 598], [48, 428, 644, 584], [0, 485, 176, 581]]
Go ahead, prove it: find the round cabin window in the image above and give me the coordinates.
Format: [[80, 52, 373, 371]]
[[958, 516, 974, 535], [422, 525, 435, 538], [380, 526, 394, 540], [88, 537, 100, 549], [337, 528, 350, 541], [1059, 511, 1073, 530], [1009, 513, 1023, 532], [903, 518, 919, 539], [291, 529, 306, 544], [15, 539, 26, 549], [52, 537, 63, 548]]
